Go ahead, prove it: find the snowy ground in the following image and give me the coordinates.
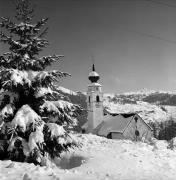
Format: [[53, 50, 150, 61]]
[[1, 134, 176, 180]]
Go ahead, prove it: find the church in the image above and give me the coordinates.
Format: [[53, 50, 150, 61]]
[[82, 64, 153, 141]]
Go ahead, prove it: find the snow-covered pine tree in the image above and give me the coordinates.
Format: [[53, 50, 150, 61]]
[[0, 0, 81, 165]]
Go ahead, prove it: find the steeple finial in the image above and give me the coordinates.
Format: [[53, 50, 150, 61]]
[[91, 55, 95, 71], [92, 63, 95, 71]]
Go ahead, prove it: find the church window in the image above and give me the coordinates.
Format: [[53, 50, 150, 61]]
[[96, 87, 99, 91], [89, 96, 91, 103], [134, 116, 138, 122], [96, 95, 100, 102], [135, 130, 140, 137]]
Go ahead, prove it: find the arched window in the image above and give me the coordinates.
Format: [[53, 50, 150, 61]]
[[135, 130, 140, 137], [89, 96, 91, 103], [134, 116, 138, 123], [96, 95, 100, 102]]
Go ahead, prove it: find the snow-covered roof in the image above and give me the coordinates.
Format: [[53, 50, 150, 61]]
[[96, 111, 153, 137], [96, 114, 134, 136]]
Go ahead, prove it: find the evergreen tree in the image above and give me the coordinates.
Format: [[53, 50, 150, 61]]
[[0, 0, 81, 165], [158, 118, 176, 141]]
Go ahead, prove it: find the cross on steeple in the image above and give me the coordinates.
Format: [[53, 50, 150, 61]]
[[92, 63, 95, 71], [91, 55, 95, 71]]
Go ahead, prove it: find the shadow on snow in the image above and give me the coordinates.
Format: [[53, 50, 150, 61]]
[[56, 155, 87, 169]]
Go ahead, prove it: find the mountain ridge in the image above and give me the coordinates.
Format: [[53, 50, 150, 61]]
[[57, 86, 176, 125]]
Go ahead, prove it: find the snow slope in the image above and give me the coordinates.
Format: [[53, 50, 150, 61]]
[[56, 86, 176, 125], [1, 134, 176, 180], [104, 101, 172, 123]]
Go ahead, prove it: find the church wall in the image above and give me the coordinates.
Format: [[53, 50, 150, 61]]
[[87, 106, 103, 132], [87, 84, 104, 133], [123, 115, 152, 141]]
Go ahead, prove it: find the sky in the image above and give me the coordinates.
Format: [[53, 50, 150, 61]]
[[1, 0, 176, 93]]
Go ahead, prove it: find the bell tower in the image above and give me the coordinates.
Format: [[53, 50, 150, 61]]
[[87, 64, 104, 133]]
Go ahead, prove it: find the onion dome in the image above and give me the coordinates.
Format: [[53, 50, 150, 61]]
[[88, 64, 100, 83]]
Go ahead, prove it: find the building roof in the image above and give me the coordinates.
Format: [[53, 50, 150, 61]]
[[82, 108, 152, 135], [95, 114, 134, 136], [104, 108, 152, 131]]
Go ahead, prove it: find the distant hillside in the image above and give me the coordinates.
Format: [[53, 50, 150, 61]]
[[143, 93, 176, 106], [104, 91, 176, 125], [57, 87, 176, 131], [106, 90, 176, 106], [56, 86, 87, 132], [56, 86, 87, 108]]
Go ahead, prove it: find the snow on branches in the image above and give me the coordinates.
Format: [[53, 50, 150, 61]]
[[11, 105, 43, 132], [0, 69, 31, 90], [0, 0, 82, 165], [34, 70, 70, 87], [47, 123, 65, 137], [0, 104, 15, 119], [0, 91, 19, 105], [0, 69, 69, 92], [40, 100, 80, 126]]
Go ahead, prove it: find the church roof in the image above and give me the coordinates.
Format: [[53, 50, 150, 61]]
[[95, 112, 152, 137], [96, 114, 134, 136]]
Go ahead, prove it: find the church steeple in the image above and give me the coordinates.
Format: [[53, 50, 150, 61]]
[[88, 63, 100, 83], [84, 63, 103, 133]]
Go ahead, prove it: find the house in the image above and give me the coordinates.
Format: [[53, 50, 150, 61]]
[[94, 113, 153, 141]]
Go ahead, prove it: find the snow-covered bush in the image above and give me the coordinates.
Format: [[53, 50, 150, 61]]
[[151, 139, 169, 150], [0, 0, 82, 165]]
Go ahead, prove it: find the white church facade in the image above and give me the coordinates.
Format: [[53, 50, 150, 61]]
[[82, 64, 153, 141]]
